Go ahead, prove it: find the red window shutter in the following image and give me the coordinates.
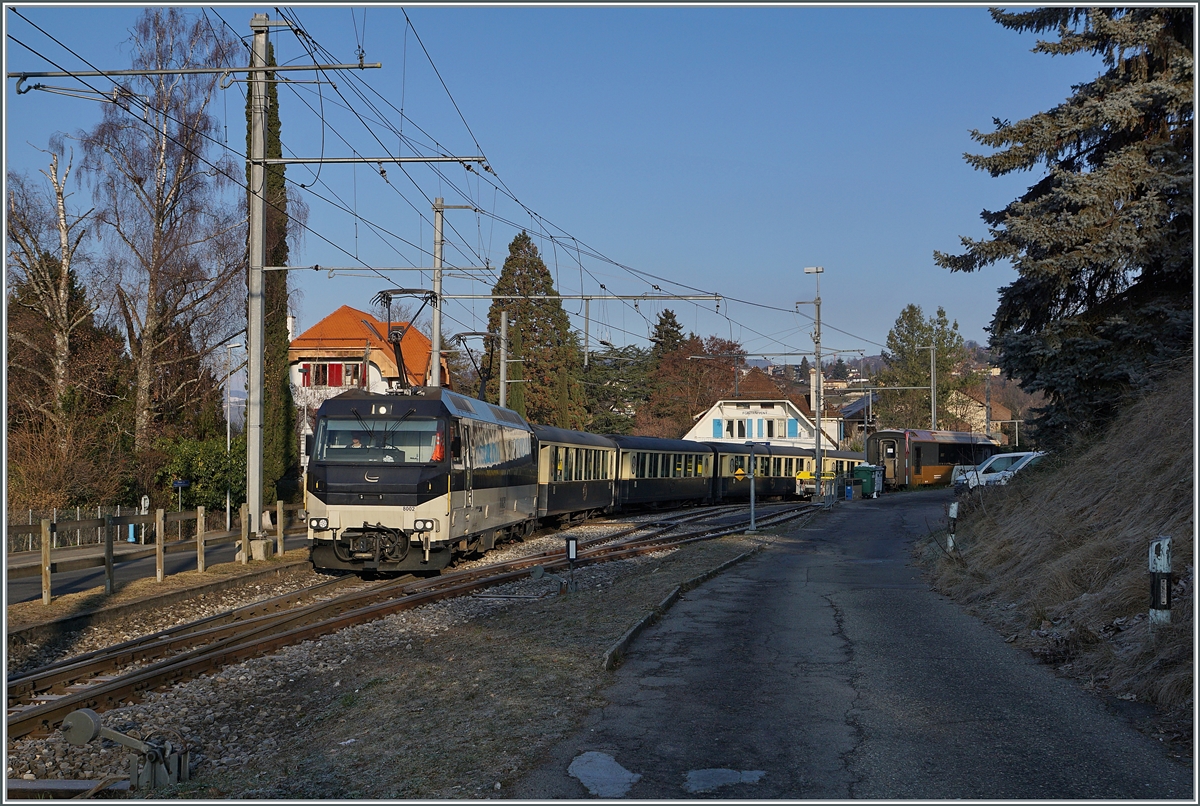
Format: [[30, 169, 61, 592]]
[[328, 363, 342, 387], [301, 363, 311, 388]]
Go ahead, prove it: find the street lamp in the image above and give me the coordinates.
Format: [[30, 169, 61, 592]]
[[797, 266, 825, 502], [226, 342, 243, 532]]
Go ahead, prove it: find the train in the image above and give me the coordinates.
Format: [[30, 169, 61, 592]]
[[864, 429, 1000, 490], [303, 387, 865, 575]]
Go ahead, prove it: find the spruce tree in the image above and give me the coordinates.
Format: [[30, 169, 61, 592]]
[[649, 309, 685, 360], [935, 8, 1193, 448], [484, 233, 585, 427], [246, 43, 299, 500]]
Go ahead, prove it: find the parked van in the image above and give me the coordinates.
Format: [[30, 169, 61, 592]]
[[954, 452, 1034, 493]]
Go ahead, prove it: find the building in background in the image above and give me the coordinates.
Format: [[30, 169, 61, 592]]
[[288, 305, 452, 464], [681, 398, 840, 449]]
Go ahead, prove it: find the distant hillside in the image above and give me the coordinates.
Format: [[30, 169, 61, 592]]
[[919, 364, 1193, 757]]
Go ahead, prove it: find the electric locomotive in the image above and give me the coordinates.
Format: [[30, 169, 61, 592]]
[[305, 387, 537, 574]]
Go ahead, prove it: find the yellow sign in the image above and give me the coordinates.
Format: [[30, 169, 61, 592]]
[[733, 468, 746, 481]]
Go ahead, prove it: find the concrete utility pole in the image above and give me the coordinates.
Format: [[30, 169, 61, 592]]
[[431, 198, 474, 387], [918, 345, 937, 429], [500, 310, 508, 408], [246, 14, 276, 544]]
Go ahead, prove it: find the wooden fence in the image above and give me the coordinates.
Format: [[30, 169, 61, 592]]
[[8, 502, 306, 606]]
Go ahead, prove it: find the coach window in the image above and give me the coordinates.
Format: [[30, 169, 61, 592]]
[[684, 455, 694, 477]]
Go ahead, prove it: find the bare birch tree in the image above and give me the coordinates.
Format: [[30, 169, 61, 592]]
[[6, 147, 95, 449], [80, 8, 243, 453]]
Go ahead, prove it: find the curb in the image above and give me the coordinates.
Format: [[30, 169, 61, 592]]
[[601, 539, 769, 671], [7, 559, 313, 645]]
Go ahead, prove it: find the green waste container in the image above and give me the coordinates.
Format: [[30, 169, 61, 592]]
[[853, 464, 881, 498]]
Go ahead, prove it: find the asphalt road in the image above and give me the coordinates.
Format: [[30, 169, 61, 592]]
[[511, 489, 1193, 800], [6, 533, 311, 606]]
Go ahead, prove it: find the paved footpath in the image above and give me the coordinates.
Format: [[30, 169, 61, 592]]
[[511, 490, 1194, 800]]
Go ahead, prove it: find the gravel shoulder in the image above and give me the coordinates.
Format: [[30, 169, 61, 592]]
[[5, 521, 780, 798]]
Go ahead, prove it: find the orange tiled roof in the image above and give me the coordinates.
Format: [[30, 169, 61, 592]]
[[288, 305, 442, 386]]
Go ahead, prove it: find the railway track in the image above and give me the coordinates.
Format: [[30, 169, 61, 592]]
[[7, 502, 815, 740]]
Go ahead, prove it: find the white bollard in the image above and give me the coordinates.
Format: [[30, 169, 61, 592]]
[[947, 502, 958, 552], [1149, 536, 1171, 628]]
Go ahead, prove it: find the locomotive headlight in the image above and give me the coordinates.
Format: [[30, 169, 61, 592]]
[[413, 519, 435, 532], [309, 517, 329, 531]]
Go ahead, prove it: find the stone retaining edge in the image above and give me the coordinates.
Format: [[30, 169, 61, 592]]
[[7, 560, 313, 644], [601, 539, 768, 671]]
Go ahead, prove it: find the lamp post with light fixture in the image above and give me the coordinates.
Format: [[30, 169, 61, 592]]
[[796, 266, 825, 501]]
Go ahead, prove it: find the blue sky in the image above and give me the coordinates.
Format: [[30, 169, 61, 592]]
[[5, 4, 1107, 365]]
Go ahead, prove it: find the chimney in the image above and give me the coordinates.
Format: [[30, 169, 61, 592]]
[[287, 315, 296, 343]]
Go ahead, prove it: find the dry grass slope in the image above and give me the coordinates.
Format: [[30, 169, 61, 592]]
[[919, 366, 1193, 754]]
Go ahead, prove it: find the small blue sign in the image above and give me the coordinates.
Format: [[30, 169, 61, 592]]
[[172, 479, 191, 488]]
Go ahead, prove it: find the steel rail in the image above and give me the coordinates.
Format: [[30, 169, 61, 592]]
[[7, 503, 814, 738]]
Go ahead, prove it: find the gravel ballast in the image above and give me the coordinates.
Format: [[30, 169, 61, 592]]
[[5, 519, 781, 798]]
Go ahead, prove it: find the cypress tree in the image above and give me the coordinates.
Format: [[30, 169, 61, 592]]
[[507, 327, 526, 418], [484, 233, 585, 427], [246, 42, 298, 500], [935, 8, 1193, 448]]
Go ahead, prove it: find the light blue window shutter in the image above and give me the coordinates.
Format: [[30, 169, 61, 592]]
[[712, 419, 723, 438], [787, 418, 798, 438], [757, 419, 763, 438]]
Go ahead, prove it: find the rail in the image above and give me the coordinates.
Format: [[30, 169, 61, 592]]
[[9, 502, 307, 606], [7, 502, 816, 740]]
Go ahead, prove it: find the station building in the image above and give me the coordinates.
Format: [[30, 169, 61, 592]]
[[680, 398, 840, 451]]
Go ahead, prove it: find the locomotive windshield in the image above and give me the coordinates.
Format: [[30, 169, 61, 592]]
[[313, 416, 446, 464]]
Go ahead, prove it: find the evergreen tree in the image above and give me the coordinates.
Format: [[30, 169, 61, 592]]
[[876, 305, 978, 430], [483, 233, 585, 427], [649, 309, 685, 360], [934, 8, 1193, 448], [246, 42, 299, 501], [830, 358, 850, 380], [579, 343, 651, 434], [506, 327, 526, 418]]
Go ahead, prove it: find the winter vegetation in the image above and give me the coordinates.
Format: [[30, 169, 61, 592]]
[[920, 365, 1192, 747]]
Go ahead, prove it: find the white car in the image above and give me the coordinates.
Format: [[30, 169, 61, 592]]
[[954, 452, 1035, 493], [984, 451, 1047, 486]]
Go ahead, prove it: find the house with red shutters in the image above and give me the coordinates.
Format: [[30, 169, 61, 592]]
[[288, 306, 453, 461]]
